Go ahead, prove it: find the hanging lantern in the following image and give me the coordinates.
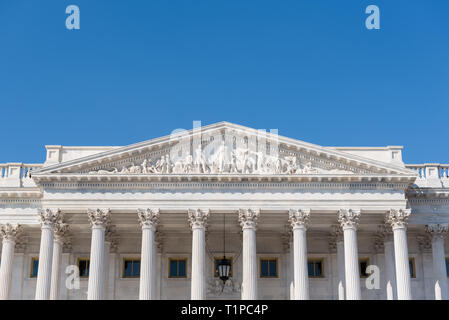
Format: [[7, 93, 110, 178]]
[[217, 256, 231, 283]]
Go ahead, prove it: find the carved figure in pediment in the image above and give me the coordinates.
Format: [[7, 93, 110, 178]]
[[128, 163, 142, 174], [301, 162, 319, 174], [283, 156, 299, 174], [194, 145, 208, 174], [89, 167, 118, 174]]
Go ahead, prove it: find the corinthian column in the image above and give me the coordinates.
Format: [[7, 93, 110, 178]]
[[289, 209, 310, 300], [426, 224, 449, 300], [35, 208, 61, 300], [50, 221, 69, 300], [338, 209, 361, 300], [377, 224, 396, 300], [386, 209, 412, 300], [87, 208, 111, 300], [239, 208, 259, 300], [188, 208, 209, 300], [138, 208, 159, 300], [331, 225, 345, 300], [0, 224, 22, 300]]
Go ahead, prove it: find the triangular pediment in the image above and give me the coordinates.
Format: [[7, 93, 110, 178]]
[[32, 122, 416, 178]]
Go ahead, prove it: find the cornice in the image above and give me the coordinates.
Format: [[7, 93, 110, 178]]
[[33, 173, 415, 186], [35, 179, 412, 191]]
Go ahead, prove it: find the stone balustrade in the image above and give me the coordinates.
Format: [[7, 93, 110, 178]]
[[0, 163, 43, 188], [405, 164, 449, 188]]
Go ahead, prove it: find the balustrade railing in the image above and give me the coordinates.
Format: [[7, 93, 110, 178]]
[[0, 163, 43, 187]]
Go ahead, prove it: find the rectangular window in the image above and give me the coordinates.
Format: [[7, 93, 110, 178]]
[[409, 258, 416, 278], [359, 258, 370, 278], [78, 258, 90, 278], [307, 259, 324, 278], [123, 259, 141, 278], [30, 257, 39, 278], [169, 258, 187, 278], [260, 258, 278, 278], [214, 257, 233, 278]]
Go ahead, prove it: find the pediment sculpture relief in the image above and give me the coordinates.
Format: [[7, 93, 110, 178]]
[[88, 143, 354, 175]]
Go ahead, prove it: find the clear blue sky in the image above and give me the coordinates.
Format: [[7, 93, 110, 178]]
[[1, 1, 448, 164]]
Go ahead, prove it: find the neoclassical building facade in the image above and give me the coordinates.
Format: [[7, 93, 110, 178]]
[[0, 122, 448, 300]]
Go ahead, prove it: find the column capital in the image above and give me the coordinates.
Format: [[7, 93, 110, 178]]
[[188, 208, 209, 229], [288, 209, 310, 230], [54, 221, 69, 244], [385, 209, 411, 229], [137, 208, 160, 229], [425, 224, 449, 240], [417, 234, 432, 253], [38, 208, 61, 228], [328, 225, 343, 252], [87, 208, 111, 228], [0, 223, 22, 242], [238, 208, 259, 230], [338, 209, 360, 230], [104, 225, 118, 251]]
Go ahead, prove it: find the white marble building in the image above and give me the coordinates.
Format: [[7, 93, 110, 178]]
[[0, 121, 448, 300]]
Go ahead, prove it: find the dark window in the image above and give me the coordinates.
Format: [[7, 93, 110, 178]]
[[308, 259, 324, 278], [123, 259, 140, 278], [409, 258, 416, 278], [30, 258, 39, 278], [78, 259, 90, 277], [214, 257, 233, 277], [359, 258, 369, 278], [260, 259, 277, 278], [169, 259, 187, 278], [446, 258, 449, 277]]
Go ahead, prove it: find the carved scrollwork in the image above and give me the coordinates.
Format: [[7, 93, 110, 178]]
[[385, 209, 411, 229], [425, 224, 449, 239], [288, 209, 310, 230], [238, 209, 260, 229], [338, 209, 361, 230], [38, 208, 61, 228], [0, 223, 22, 241], [188, 209, 209, 229], [87, 208, 111, 228], [137, 208, 160, 228]]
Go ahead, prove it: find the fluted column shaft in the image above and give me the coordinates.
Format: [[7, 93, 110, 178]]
[[88, 226, 105, 300], [387, 209, 412, 300], [239, 209, 259, 300], [139, 225, 156, 299], [49, 238, 63, 300], [191, 225, 206, 299], [427, 224, 449, 300], [289, 209, 310, 300], [0, 224, 20, 300], [138, 208, 159, 300], [336, 239, 345, 300], [338, 209, 361, 300], [384, 239, 397, 300], [293, 226, 309, 299], [343, 227, 361, 300], [289, 240, 294, 300], [392, 226, 411, 300], [87, 208, 110, 300], [432, 235, 447, 300], [36, 209, 60, 300], [188, 209, 208, 300], [242, 226, 257, 299], [103, 241, 111, 300], [35, 225, 55, 299]]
